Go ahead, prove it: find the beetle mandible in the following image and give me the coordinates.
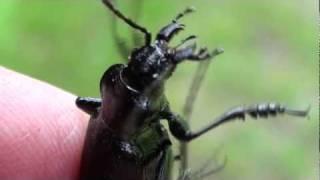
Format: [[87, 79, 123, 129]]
[[76, 1, 309, 180]]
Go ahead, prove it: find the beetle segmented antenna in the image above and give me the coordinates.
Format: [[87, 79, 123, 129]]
[[102, 0, 151, 45]]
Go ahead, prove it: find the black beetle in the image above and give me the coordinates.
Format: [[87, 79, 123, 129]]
[[76, 1, 309, 180]]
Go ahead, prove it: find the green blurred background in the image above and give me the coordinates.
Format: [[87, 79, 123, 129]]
[[0, 0, 318, 179]]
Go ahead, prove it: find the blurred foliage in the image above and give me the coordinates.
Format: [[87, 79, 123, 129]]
[[0, 0, 318, 179]]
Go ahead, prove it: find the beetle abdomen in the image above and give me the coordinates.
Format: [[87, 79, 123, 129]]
[[80, 116, 172, 180]]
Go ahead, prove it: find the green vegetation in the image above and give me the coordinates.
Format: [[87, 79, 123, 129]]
[[0, 0, 317, 179]]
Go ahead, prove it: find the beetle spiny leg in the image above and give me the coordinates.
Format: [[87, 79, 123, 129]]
[[162, 103, 309, 142], [190, 47, 224, 61]]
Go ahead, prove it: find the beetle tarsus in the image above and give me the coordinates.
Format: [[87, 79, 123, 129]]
[[173, 46, 224, 63], [284, 105, 311, 117]]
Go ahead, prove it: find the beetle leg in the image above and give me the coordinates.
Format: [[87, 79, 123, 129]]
[[172, 46, 224, 64], [156, 7, 195, 42], [161, 103, 309, 142], [76, 97, 101, 115]]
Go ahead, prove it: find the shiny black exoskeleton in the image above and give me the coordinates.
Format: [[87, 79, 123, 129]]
[[76, 1, 309, 180]]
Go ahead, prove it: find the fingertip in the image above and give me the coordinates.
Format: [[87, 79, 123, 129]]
[[0, 67, 89, 180]]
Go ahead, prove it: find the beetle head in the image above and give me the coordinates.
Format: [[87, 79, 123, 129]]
[[126, 43, 176, 90]]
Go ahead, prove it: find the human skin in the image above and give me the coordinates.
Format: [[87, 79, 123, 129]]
[[0, 67, 89, 180]]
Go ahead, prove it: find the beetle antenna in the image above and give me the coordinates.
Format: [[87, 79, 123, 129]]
[[102, 0, 151, 45]]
